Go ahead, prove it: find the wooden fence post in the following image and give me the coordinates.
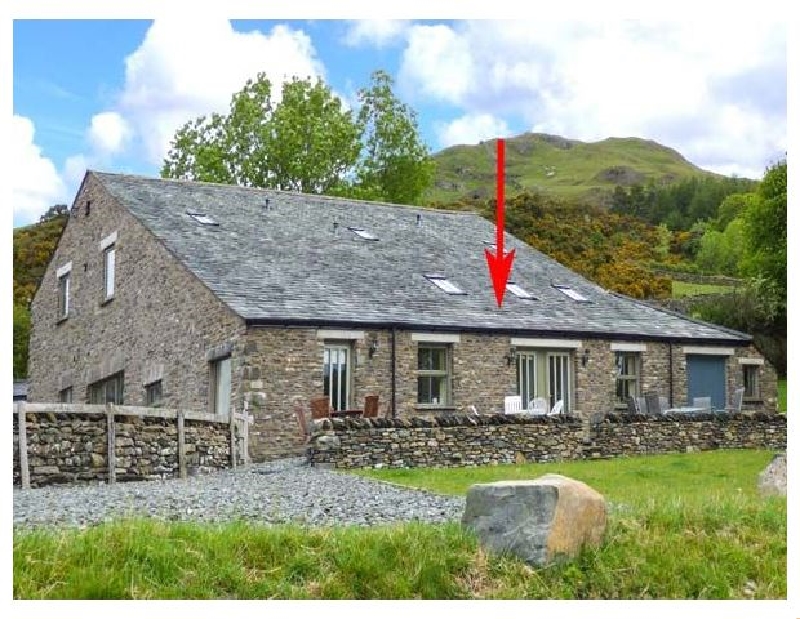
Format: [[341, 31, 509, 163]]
[[177, 410, 186, 479], [16, 401, 30, 490], [106, 403, 116, 485]]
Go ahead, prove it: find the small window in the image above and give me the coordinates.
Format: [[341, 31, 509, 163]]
[[743, 365, 760, 400], [88, 372, 124, 405], [323, 344, 351, 411], [347, 226, 378, 241], [58, 273, 70, 319], [210, 356, 232, 416], [615, 352, 640, 406], [425, 274, 466, 295], [59, 387, 73, 403], [188, 212, 219, 226], [483, 240, 497, 251], [103, 245, 116, 300], [554, 285, 589, 302], [417, 345, 451, 405], [145, 380, 163, 407], [507, 281, 535, 299], [85, 200, 91, 217]]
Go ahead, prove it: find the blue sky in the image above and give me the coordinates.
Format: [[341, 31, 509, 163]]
[[12, 17, 786, 227]]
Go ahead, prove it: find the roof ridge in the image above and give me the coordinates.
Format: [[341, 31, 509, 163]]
[[89, 170, 477, 216]]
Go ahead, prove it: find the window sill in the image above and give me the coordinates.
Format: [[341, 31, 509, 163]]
[[100, 296, 115, 307], [56, 315, 69, 325]]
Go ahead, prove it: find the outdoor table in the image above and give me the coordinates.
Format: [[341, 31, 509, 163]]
[[330, 409, 364, 419], [664, 406, 707, 416]]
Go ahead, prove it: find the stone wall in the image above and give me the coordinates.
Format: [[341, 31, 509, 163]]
[[309, 412, 786, 469], [13, 411, 230, 488], [28, 172, 246, 413]]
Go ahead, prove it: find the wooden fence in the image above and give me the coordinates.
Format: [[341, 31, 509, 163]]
[[14, 401, 253, 490]]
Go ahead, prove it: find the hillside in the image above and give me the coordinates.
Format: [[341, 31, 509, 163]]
[[428, 132, 717, 205]]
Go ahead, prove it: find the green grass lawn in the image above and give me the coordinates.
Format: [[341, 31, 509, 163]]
[[778, 379, 786, 412], [671, 280, 735, 298], [15, 450, 785, 600]]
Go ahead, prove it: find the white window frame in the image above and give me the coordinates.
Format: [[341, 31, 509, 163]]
[[614, 351, 641, 407], [424, 274, 466, 295], [210, 356, 232, 417], [188, 212, 218, 226], [103, 244, 116, 300], [516, 350, 538, 409], [145, 380, 164, 408], [57, 271, 70, 319], [323, 343, 352, 411], [507, 282, 535, 299], [346, 226, 378, 241], [59, 387, 73, 404], [553, 285, 589, 302], [417, 344, 452, 406], [742, 365, 761, 400], [88, 372, 125, 405], [547, 351, 572, 413]]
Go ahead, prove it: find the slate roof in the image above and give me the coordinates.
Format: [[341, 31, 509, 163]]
[[92, 171, 750, 343]]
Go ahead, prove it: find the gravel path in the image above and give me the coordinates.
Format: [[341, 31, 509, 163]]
[[13, 459, 466, 530]]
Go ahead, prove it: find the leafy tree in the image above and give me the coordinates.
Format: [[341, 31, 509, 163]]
[[695, 218, 745, 276], [13, 304, 30, 379], [353, 70, 435, 204], [714, 192, 758, 231], [741, 159, 787, 299], [162, 69, 433, 203]]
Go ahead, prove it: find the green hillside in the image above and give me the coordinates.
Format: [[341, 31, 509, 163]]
[[428, 132, 718, 205]]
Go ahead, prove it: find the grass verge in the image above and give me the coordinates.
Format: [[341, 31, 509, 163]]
[[15, 450, 785, 600], [671, 280, 735, 298], [778, 378, 786, 412]]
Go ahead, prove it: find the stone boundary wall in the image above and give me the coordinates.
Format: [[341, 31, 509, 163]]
[[308, 413, 786, 469], [13, 403, 246, 488], [651, 270, 744, 287]]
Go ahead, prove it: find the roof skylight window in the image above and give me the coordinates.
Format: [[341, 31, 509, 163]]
[[554, 284, 589, 302], [187, 212, 218, 226], [347, 226, 378, 241], [507, 282, 535, 299], [425, 274, 466, 295]]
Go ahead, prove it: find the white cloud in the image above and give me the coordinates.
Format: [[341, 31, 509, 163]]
[[400, 19, 786, 178], [118, 19, 326, 165], [12, 115, 69, 224], [88, 111, 130, 155], [437, 113, 511, 148], [343, 20, 411, 47]]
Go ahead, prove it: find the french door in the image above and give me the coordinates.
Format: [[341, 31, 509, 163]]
[[547, 352, 571, 413], [323, 345, 350, 411], [516, 352, 538, 409]]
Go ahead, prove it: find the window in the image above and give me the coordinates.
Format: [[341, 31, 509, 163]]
[[145, 380, 163, 407], [58, 272, 70, 319], [418, 345, 451, 405], [743, 365, 760, 400], [425, 274, 466, 295], [516, 349, 573, 413], [103, 245, 116, 300], [324, 344, 351, 411], [188, 212, 219, 226], [615, 352, 640, 406], [88, 372, 125, 405], [507, 281, 535, 299], [346, 226, 378, 241], [59, 387, 73, 403], [553, 284, 589, 302], [210, 357, 232, 416]]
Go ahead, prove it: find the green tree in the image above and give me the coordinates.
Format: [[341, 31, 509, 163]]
[[696, 218, 745, 276], [353, 70, 435, 204], [741, 159, 787, 298], [13, 304, 30, 379], [714, 192, 758, 231]]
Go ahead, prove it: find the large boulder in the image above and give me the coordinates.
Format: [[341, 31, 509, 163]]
[[757, 453, 787, 496], [461, 474, 606, 567]]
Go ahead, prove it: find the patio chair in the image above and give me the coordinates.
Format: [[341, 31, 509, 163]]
[[548, 400, 564, 416], [530, 396, 548, 416], [626, 396, 639, 415], [659, 396, 668, 412], [717, 387, 745, 414], [636, 396, 647, 415], [692, 396, 712, 414], [644, 392, 662, 416], [310, 396, 332, 420], [504, 395, 523, 415], [294, 402, 310, 442], [363, 395, 379, 418]]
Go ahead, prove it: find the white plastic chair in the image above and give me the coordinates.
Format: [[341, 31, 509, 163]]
[[692, 396, 712, 413], [717, 387, 745, 414], [529, 396, 548, 416], [504, 395, 523, 415], [548, 400, 564, 416]]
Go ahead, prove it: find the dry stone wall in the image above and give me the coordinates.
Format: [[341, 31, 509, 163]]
[[309, 412, 786, 469], [13, 412, 230, 488]]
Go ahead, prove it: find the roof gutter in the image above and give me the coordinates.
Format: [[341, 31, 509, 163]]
[[242, 317, 751, 347]]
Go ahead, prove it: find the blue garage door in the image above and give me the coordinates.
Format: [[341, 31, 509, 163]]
[[686, 355, 727, 410]]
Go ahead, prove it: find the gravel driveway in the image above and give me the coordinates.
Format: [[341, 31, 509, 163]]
[[13, 459, 466, 530]]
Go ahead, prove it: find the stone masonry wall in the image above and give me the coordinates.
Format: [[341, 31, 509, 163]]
[[309, 412, 786, 469], [13, 412, 230, 488], [241, 326, 775, 462], [28, 172, 246, 414]]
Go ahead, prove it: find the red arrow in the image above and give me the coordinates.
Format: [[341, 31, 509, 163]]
[[485, 137, 515, 307]]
